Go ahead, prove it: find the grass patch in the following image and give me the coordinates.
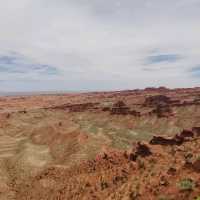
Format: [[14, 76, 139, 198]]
[[177, 178, 195, 191]]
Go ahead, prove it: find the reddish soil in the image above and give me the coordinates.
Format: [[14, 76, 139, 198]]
[[0, 87, 200, 199], [14, 130, 200, 200]]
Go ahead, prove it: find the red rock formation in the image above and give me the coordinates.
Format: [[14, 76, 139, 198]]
[[194, 95, 200, 103], [52, 103, 100, 112], [134, 142, 152, 157], [144, 95, 171, 107], [179, 130, 194, 138], [102, 107, 110, 112], [151, 104, 173, 118], [68, 103, 99, 112], [150, 135, 184, 145], [193, 159, 200, 172], [129, 110, 141, 117], [129, 142, 152, 161], [192, 127, 200, 137], [150, 129, 197, 146], [110, 101, 130, 115]]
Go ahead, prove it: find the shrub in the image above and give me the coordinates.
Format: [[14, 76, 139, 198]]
[[177, 178, 195, 191]]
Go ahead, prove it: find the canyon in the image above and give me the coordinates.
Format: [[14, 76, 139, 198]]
[[0, 87, 200, 199]]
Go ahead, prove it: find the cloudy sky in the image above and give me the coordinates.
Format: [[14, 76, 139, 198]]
[[0, 0, 200, 92]]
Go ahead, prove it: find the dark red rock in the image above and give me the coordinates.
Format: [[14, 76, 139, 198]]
[[149, 129, 196, 146], [102, 107, 110, 112], [179, 130, 194, 138], [150, 135, 184, 146], [144, 95, 171, 107], [129, 142, 152, 161], [193, 159, 200, 172], [129, 153, 137, 161], [52, 103, 100, 112], [6, 113, 11, 119], [151, 104, 173, 118], [111, 101, 130, 115], [167, 167, 177, 176], [192, 127, 200, 137], [134, 142, 152, 157], [68, 103, 99, 112], [113, 101, 126, 108], [129, 110, 141, 117]]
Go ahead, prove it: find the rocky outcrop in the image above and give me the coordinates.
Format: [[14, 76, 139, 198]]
[[172, 100, 200, 108], [102, 107, 110, 112], [179, 130, 194, 138], [129, 142, 152, 161], [193, 159, 200, 172], [192, 127, 200, 137], [68, 103, 99, 112], [194, 95, 200, 103], [150, 135, 184, 145], [150, 129, 198, 146], [52, 103, 100, 112], [151, 104, 173, 118], [144, 95, 171, 107], [129, 110, 141, 117], [109, 101, 141, 116], [110, 101, 130, 115]]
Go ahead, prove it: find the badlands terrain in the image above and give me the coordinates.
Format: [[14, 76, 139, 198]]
[[0, 87, 200, 199]]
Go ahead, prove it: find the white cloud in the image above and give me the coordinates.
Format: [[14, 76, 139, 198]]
[[0, 0, 199, 91]]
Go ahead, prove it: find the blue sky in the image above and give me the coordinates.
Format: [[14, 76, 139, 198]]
[[0, 0, 200, 91]]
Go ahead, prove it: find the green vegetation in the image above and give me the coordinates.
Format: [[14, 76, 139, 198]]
[[177, 178, 195, 191], [158, 196, 171, 200], [196, 155, 200, 161], [195, 197, 200, 200]]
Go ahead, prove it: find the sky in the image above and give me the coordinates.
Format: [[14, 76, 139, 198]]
[[0, 0, 200, 92]]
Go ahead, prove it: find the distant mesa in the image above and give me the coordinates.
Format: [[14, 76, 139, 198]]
[[144, 86, 169, 92]]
